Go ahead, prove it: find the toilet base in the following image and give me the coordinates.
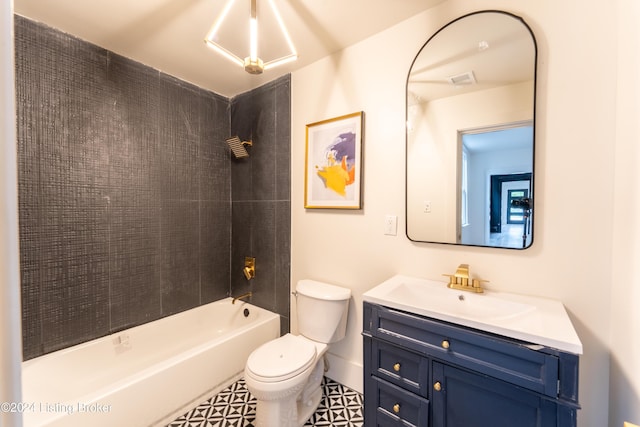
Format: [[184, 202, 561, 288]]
[[296, 358, 324, 425], [252, 359, 326, 427], [254, 385, 322, 427], [254, 393, 297, 427], [296, 386, 322, 426]]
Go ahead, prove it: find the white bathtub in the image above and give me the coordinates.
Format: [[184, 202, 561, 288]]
[[21, 298, 280, 427]]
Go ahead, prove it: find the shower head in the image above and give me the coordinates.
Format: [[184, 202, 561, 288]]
[[226, 136, 252, 159]]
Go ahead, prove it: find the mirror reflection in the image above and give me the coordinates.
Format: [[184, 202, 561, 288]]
[[406, 11, 537, 249]]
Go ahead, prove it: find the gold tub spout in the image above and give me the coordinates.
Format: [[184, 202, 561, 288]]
[[232, 292, 252, 304]]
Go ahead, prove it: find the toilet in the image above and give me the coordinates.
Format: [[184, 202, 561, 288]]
[[244, 279, 351, 427]]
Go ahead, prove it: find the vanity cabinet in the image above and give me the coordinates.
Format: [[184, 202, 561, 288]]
[[363, 302, 580, 427]]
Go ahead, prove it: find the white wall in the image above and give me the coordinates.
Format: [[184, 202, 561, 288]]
[[291, 1, 621, 426], [0, 1, 24, 426], [609, 0, 640, 425]]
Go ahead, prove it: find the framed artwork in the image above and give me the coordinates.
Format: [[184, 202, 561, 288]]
[[304, 111, 364, 209]]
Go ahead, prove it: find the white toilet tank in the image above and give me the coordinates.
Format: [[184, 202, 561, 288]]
[[296, 279, 351, 343]]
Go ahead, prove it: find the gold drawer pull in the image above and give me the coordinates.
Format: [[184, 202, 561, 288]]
[[441, 340, 450, 349], [434, 381, 442, 392], [393, 403, 401, 413], [393, 363, 401, 372]]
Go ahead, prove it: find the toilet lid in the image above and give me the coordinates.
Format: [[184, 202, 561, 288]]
[[246, 334, 317, 382]]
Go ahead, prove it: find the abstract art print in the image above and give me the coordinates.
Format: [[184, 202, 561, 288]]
[[304, 112, 364, 209]]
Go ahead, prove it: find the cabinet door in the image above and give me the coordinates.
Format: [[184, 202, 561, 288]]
[[431, 362, 559, 427]]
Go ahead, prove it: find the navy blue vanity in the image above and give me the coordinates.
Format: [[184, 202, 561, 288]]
[[363, 302, 580, 426], [362, 275, 582, 427]]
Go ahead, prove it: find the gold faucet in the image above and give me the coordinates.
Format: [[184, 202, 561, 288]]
[[443, 264, 486, 293], [232, 291, 252, 304]]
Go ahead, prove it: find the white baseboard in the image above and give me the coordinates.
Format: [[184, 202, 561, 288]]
[[324, 352, 363, 394]]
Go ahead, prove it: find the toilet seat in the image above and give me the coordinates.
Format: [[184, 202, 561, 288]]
[[246, 334, 316, 383]]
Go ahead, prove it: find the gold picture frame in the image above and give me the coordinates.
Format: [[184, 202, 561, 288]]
[[304, 112, 364, 209]]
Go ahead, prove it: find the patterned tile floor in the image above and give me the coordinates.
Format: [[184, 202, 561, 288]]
[[167, 376, 364, 427]]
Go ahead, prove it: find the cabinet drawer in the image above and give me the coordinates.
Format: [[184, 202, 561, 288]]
[[372, 339, 429, 397], [371, 376, 429, 427], [368, 304, 559, 397]]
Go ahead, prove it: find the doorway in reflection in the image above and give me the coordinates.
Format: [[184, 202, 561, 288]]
[[458, 123, 533, 248], [489, 173, 532, 248]]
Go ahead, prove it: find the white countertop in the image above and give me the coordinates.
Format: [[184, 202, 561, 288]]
[[363, 275, 583, 354]]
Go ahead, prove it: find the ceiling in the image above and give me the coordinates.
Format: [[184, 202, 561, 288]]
[[408, 11, 535, 103], [463, 125, 533, 154], [14, 0, 445, 98]]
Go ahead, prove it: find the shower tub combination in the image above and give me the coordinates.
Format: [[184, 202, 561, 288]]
[[21, 298, 280, 427]]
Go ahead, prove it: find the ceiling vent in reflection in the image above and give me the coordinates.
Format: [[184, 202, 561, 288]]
[[447, 70, 477, 86]]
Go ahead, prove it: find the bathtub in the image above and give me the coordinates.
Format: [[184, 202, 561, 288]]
[[21, 298, 280, 427]]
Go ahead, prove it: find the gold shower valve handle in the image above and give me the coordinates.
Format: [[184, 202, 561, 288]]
[[243, 257, 256, 280]]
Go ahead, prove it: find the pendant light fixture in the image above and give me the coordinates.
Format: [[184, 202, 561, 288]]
[[204, 0, 297, 74]]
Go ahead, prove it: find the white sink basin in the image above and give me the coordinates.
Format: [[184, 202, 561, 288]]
[[391, 282, 536, 322], [363, 275, 583, 354]]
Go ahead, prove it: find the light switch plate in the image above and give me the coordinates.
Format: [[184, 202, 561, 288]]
[[384, 215, 397, 236]]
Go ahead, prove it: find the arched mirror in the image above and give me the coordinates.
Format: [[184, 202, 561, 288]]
[[406, 10, 537, 249]]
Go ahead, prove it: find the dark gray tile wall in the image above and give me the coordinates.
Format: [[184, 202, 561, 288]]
[[14, 16, 293, 360], [230, 76, 291, 335]]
